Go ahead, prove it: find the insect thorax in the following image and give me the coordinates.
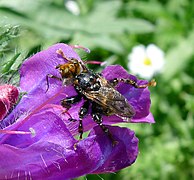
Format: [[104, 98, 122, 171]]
[[75, 71, 101, 91]]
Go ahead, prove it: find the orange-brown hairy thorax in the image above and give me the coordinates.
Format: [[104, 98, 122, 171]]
[[58, 62, 82, 78]]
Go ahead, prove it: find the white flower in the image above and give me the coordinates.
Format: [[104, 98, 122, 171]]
[[65, 0, 80, 15], [128, 44, 165, 79]]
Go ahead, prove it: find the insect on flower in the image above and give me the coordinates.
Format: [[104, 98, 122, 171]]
[[46, 48, 156, 144]]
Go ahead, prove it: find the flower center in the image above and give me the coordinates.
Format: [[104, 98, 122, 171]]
[[143, 57, 152, 66]]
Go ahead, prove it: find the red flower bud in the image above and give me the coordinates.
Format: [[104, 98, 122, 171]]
[[0, 85, 19, 121]]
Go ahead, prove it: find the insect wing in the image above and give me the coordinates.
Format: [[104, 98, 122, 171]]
[[83, 86, 135, 118]]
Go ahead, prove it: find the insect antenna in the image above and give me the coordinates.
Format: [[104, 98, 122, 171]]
[[0, 128, 35, 136]]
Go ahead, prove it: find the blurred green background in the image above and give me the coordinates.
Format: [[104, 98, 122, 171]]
[[0, 0, 193, 179]]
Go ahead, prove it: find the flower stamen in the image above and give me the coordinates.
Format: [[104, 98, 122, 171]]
[[0, 128, 36, 137], [143, 57, 152, 66]]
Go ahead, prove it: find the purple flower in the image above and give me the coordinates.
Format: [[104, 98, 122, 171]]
[[0, 44, 154, 179]]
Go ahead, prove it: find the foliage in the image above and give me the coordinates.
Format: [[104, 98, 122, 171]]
[[0, 0, 193, 179]]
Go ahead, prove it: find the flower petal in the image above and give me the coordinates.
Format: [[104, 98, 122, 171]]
[[0, 109, 99, 179], [0, 140, 101, 179], [131, 112, 155, 123], [89, 125, 139, 173], [0, 109, 138, 179], [146, 44, 165, 72]]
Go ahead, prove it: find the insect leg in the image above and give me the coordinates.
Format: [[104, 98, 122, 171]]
[[56, 49, 73, 62], [61, 95, 82, 121], [46, 74, 62, 92], [91, 102, 118, 146], [61, 95, 82, 108], [109, 78, 156, 88], [77, 100, 90, 140]]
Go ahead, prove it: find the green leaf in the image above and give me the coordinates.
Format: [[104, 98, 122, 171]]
[[0, 0, 154, 36], [1, 53, 21, 74], [163, 29, 194, 81], [126, 1, 166, 18], [86, 1, 155, 34], [0, 25, 19, 54]]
